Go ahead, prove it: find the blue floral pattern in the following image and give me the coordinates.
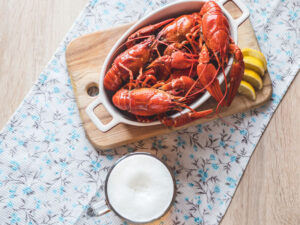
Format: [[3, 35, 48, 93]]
[[0, 0, 299, 225]]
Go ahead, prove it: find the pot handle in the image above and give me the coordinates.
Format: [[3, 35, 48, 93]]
[[219, 0, 250, 26], [87, 200, 110, 217], [86, 97, 120, 132]]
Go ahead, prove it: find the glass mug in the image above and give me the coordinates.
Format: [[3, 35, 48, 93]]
[[87, 152, 176, 224]]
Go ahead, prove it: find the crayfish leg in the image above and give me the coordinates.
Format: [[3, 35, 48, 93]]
[[136, 115, 157, 123], [136, 68, 157, 88], [119, 62, 134, 90]]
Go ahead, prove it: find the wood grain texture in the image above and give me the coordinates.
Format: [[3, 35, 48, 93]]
[[220, 73, 300, 225], [0, 0, 86, 129], [0, 1, 299, 225], [65, 2, 272, 149]]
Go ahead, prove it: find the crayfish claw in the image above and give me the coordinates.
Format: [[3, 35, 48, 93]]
[[227, 44, 245, 106], [161, 109, 213, 127], [126, 18, 175, 48]]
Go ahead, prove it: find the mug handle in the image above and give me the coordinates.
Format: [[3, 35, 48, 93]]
[[86, 97, 120, 132], [218, 0, 250, 26], [87, 200, 110, 217]]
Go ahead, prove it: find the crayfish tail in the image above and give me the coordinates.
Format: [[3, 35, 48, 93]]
[[197, 63, 225, 105], [209, 79, 225, 104], [103, 66, 123, 92]]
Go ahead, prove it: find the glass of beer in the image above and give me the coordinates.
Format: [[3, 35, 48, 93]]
[[87, 152, 176, 224]]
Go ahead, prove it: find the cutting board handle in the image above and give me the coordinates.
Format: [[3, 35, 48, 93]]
[[218, 0, 250, 26], [86, 97, 120, 132]]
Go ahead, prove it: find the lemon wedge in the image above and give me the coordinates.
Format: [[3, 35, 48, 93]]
[[238, 80, 256, 101], [243, 56, 265, 76], [243, 69, 263, 90], [242, 48, 267, 71]]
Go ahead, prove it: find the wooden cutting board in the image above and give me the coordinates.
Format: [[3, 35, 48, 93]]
[[66, 2, 272, 150]]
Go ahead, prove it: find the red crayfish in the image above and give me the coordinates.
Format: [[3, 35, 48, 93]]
[[103, 1, 245, 127]]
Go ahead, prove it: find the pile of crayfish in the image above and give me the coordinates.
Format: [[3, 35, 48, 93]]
[[104, 1, 245, 127]]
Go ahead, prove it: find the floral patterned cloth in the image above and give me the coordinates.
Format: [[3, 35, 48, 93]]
[[0, 0, 299, 225]]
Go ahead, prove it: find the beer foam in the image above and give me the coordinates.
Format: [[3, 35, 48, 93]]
[[107, 154, 174, 223]]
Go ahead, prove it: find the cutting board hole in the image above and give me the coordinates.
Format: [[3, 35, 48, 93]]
[[87, 83, 99, 97], [94, 104, 113, 125], [224, 1, 242, 20]]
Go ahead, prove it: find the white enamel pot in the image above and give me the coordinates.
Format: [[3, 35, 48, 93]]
[[86, 0, 249, 132]]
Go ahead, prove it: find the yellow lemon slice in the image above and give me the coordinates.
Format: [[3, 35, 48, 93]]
[[242, 48, 267, 71], [243, 56, 265, 76], [238, 80, 256, 101], [243, 69, 263, 90]]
